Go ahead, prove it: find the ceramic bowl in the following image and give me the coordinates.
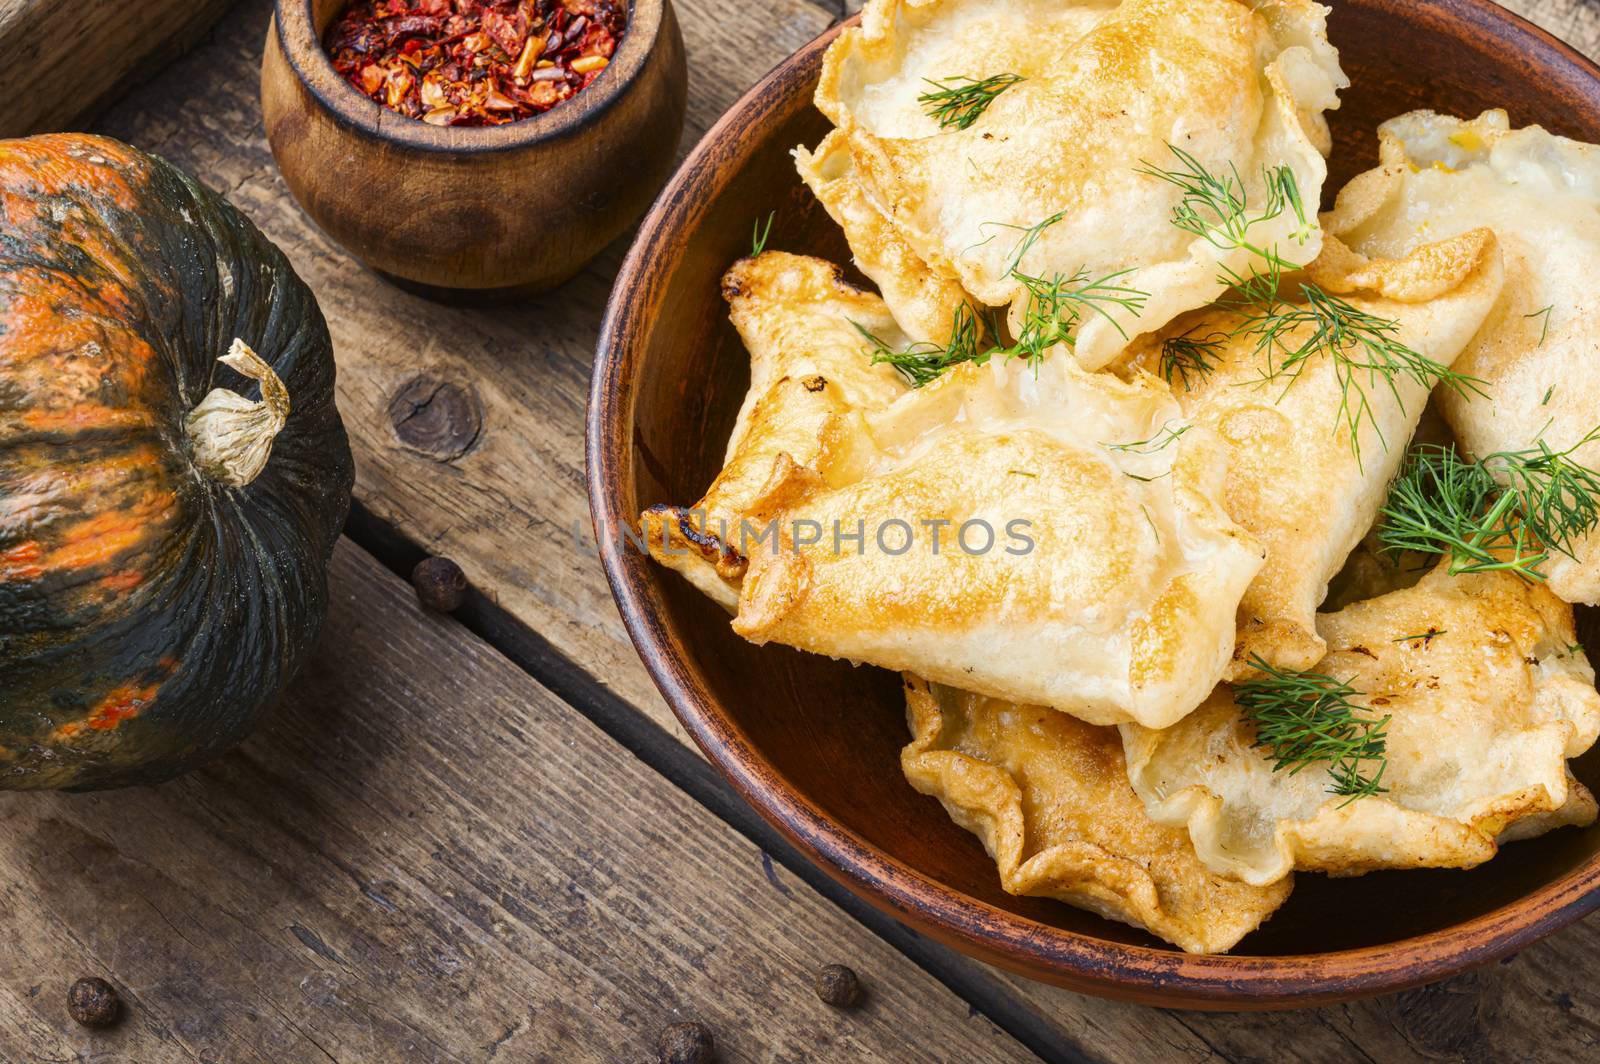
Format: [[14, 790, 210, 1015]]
[[589, 0, 1600, 1008]]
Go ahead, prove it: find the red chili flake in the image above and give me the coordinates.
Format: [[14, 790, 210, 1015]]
[[324, 0, 627, 126]]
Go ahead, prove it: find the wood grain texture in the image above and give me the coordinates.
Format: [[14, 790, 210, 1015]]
[[0, 541, 1026, 1063], [77, 0, 1600, 1057], [0, 0, 236, 136], [1502, 0, 1600, 56]]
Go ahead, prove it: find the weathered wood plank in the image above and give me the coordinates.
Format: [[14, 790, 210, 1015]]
[[0, 0, 236, 137], [1500, 0, 1600, 60], [0, 541, 1028, 1063], [83, 1, 1600, 1061]]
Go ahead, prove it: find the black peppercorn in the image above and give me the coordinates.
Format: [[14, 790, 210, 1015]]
[[411, 556, 467, 612], [66, 977, 120, 1028], [815, 963, 863, 1008], [657, 1021, 714, 1064]]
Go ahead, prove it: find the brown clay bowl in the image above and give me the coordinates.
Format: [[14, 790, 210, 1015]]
[[261, 0, 686, 298], [589, 0, 1600, 1008]]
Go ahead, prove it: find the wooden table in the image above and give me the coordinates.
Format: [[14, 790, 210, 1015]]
[[4, 1, 1600, 1060]]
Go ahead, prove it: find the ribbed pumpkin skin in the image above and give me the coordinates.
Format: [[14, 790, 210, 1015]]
[[0, 134, 353, 790]]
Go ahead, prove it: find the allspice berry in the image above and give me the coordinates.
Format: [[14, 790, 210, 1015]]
[[657, 1021, 715, 1064], [66, 977, 120, 1028], [411, 556, 467, 612], [815, 963, 863, 1008]]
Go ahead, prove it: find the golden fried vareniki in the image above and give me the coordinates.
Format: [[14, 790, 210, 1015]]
[[816, 0, 1120, 140], [901, 677, 1291, 954], [795, 131, 974, 345], [1122, 230, 1505, 677], [799, 0, 1120, 343], [640, 253, 908, 608], [1324, 109, 1600, 604], [1121, 565, 1600, 887], [816, 0, 1347, 370], [732, 354, 1264, 729]]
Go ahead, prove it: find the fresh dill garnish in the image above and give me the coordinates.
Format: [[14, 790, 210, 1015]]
[[1136, 145, 1314, 262], [1234, 283, 1488, 466], [1160, 328, 1227, 390], [918, 73, 1024, 131], [1218, 252, 1288, 314], [1378, 428, 1600, 581], [1235, 656, 1390, 804], [1003, 267, 1149, 363], [1527, 304, 1555, 347], [976, 210, 1070, 274], [1392, 629, 1446, 645], [1138, 147, 1485, 465], [751, 212, 775, 257], [1379, 444, 1542, 579], [1544, 385, 1556, 406], [1104, 423, 1190, 454], [1140, 503, 1160, 544], [853, 303, 992, 388], [854, 268, 1148, 386]]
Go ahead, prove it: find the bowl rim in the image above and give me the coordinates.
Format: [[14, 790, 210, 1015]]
[[270, 0, 661, 155], [588, 0, 1600, 1006]]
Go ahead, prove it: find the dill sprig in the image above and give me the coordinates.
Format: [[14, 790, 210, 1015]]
[[1003, 267, 1148, 364], [1104, 423, 1190, 454], [1140, 504, 1161, 544], [918, 73, 1024, 131], [853, 268, 1148, 386], [1235, 656, 1390, 804], [1160, 327, 1227, 390], [1234, 284, 1488, 464], [1378, 429, 1600, 581], [1138, 147, 1485, 465], [751, 212, 775, 257], [1379, 444, 1540, 578], [1527, 304, 1554, 347], [973, 210, 1070, 275], [853, 303, 994, 388], [1136, 146, 1314, 262]]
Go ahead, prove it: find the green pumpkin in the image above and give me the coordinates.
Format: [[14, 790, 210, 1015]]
[[0, 134, 353, 790]]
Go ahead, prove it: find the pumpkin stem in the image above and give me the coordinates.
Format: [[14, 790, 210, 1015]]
[[184, 339, 292, 488]]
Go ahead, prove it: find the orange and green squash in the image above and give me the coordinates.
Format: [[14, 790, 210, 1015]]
[[0, 134, 353, 790]]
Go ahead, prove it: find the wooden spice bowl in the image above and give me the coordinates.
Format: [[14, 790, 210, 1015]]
[[262, 0, 686, 298], [590, 0, 1600, 1009]]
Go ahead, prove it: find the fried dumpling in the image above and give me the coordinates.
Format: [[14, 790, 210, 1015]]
[[816, 0, 1121, 140], [799, 0, 1121, 343], [795, 131, 973, 345], [1121, 565, 1600, 886], [902, 676, 1291, 954], [731, 353, 1264, 729], [1324, 109, 1600, 604], [639, 253, 908, 609], [816, 0, 1347, 370], [1121, 229, 1504, 676]]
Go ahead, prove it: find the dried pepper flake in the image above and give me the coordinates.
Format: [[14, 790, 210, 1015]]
[[325, 0, 627, 126]]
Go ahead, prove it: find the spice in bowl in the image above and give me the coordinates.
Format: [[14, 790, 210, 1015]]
[[324, 0, 628, 126]]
